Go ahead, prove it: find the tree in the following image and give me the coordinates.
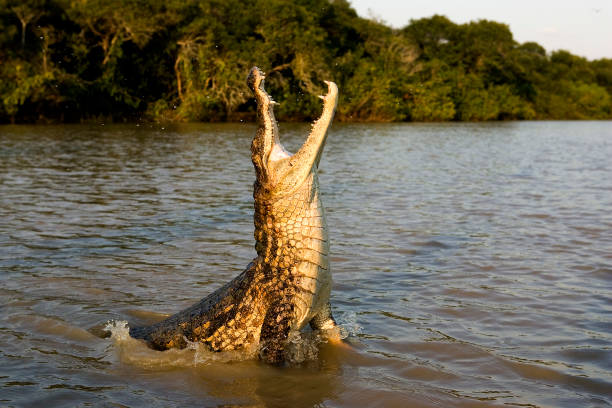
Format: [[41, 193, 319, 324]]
[[7, 0, 44, 48], [0, 1, 610, 123], [337, 19, 418, 121]]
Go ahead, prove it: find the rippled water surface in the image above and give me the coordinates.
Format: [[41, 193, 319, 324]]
[[1, 122, 611, 407]]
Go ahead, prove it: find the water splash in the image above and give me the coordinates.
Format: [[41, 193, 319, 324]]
[[104, 320, 131, 341], [285, 330, 323, 364], [336, 311, 363, 339], [104, 320, 256, 368], [284, 313, 361, 364], [104, 317, 358, 367]]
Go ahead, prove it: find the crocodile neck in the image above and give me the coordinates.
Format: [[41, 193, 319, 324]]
[[253, 170, 330, 330]]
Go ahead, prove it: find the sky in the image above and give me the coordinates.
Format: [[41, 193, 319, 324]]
[[348, 0, 612, 60]]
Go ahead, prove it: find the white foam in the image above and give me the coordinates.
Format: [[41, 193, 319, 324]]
[[104, 320, 131, 341]]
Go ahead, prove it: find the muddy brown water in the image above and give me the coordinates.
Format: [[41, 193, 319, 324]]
[[0, 122, 611, 407]]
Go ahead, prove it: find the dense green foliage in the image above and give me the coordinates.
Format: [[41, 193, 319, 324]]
[[1, 0, 611, 123]]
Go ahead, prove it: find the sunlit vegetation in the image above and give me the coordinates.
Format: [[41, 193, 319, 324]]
[[1, 0, 610, 123]]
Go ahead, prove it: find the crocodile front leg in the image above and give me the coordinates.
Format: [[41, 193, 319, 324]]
[[259, 297, 294, 364]]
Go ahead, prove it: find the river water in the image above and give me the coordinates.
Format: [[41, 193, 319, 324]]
[[0, 122, 610, 407]]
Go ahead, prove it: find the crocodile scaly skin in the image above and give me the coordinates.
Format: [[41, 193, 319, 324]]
[[130, 67, 339, 364]]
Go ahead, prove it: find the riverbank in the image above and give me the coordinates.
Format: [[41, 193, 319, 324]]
[[1, 2, 611, 125]]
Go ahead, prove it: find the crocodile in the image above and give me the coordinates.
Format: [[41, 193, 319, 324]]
[[129, 66, 340, 364]]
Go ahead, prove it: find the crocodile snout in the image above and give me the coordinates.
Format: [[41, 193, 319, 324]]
[[247, 66, 265, 92]]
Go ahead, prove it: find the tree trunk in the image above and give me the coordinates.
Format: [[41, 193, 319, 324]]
[[41, 28, 50, 74], [102, 34, 119, 65], [20, 20, 27, 48], [174, 56, 183, 101]]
